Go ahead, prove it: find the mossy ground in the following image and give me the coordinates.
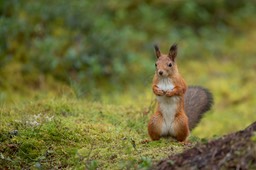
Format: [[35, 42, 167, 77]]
[[0, 95, 190, 169]]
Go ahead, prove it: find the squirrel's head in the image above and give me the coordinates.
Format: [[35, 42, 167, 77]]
[[154, 44, 178, 78]]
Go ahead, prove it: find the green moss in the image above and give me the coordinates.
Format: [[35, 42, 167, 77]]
[[0, 98, 188, 169]]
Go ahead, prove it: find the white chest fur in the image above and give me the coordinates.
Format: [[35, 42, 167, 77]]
[[156, 78, 179, 136], [157, 78, 174, 91]]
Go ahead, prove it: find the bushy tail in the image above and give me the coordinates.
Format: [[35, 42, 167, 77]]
[[184, 86, 213, 130]]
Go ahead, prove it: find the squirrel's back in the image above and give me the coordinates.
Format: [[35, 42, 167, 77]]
[[184, 86, 213, 130]]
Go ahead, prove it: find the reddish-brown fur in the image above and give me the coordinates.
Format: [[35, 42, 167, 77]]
[[148, 107, 163, 140], [148, 44, 189, 142]]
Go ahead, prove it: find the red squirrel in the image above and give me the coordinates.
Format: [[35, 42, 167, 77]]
[[148, 44, 213, 142]]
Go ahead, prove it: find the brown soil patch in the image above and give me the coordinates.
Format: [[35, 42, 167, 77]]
[[153, 122, 256, 170]]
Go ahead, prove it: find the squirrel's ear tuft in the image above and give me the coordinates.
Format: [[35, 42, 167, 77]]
[[169, 44, 178, 61], [154, 44, 161, 58]]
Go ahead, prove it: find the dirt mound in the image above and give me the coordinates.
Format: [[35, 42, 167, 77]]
[[153, 122, 256, 170]]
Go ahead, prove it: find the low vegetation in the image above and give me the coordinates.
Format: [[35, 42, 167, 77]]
[[0, 95, 190, 169]]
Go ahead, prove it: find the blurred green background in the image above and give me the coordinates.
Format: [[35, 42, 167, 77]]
[[1, 0, 256, 136]]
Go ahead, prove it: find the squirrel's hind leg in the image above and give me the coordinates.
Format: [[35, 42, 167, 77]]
[[173, 113, 190, 142], [148, 112, 163, 141]]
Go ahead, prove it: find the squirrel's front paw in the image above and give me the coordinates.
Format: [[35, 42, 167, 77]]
[[154, 89, 165, 96], [165, 90, 174, 97]]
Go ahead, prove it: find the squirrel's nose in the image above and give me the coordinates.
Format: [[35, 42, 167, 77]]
[[158, 71, 163, 76]]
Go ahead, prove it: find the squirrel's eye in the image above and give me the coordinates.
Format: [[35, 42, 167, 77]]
[[168, 63, 172, 67], [155, 63, 157, 67]]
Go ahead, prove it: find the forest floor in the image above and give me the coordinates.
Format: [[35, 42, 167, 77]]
[[1, 93, 255, 169], [0, 96, 190, 169]]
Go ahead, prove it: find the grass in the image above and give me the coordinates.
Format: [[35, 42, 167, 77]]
[[1, 29, 256, 169]]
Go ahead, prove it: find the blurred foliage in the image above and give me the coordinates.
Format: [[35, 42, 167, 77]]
[[1, 0, 256, 94]]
